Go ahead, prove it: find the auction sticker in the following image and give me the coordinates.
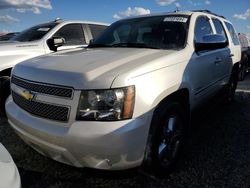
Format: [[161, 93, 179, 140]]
[[164, 17, 188, 23]]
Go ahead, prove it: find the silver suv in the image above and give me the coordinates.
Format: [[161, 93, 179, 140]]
[[6, 10, 241, 172]]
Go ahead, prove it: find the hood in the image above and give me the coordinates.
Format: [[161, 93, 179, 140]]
[[0, 41, 44, 71], [13, 47, 180, 90]]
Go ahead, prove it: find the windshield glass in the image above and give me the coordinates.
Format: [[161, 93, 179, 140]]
[[89, 15, 189, 49], [11, 22, 58, 42]]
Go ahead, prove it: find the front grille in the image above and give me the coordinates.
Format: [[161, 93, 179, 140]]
[[12, 91, 69, 122], [12, 76, 73, 98]]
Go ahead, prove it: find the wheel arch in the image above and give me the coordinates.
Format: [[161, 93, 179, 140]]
[[152, 88, 190, 113], [153, 88, 190, 118]]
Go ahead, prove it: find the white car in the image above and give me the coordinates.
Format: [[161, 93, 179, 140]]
[[6, 10, 241, 172], [0, 143, 21, 188], [0, 19, 108, 115], [0, 19, 108, 77]]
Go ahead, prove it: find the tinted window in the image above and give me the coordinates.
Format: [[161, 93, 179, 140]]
[[224, 22, 239, 45], [212, 18, 227, 39], [194, 16, 213, 42], [113, 24, 131, 43], [89, 15, 189, 49], [54, 24, 86, 45], [11, 23, 58, 42], [88, 24, 107, 39]]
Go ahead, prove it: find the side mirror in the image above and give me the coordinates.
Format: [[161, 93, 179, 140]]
[[195, 34, 228, 52], [47, 36, 66, 52]]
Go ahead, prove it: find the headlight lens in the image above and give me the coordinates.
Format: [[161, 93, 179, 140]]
[[76, 86, 135, 121]]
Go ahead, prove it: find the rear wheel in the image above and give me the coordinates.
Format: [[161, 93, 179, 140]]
[[143, 101, 188, 174], [225, 71, 238, 103], [238, 63, 247, 81], [0, 76, 10, 117]]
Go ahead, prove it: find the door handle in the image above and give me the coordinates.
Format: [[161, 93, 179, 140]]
[[229, 54, 234, 57], [214, 58, 222, 65]]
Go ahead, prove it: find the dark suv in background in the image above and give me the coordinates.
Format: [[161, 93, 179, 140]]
[[238, 33, 250, 80]]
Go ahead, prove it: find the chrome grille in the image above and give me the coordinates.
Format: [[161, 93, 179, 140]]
[[12, 76, 73, 98], [12, 91, 70, 122]]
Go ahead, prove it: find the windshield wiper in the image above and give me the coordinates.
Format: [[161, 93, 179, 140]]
[[88, 42, 161, 49], [88, 43, 112, 48]]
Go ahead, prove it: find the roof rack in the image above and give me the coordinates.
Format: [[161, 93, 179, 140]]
[[192, 10, 225, 19]]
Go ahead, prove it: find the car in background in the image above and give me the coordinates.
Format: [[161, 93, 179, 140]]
[[0, 19, 108, 116], [247, 36, 250, 64], [0, 143, 21, 188], [238, 33, 250, 80], [0, 32, 20, 41]]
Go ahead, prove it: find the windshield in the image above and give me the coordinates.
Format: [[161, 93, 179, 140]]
[[89, 15, 189, 50], [11, 22, 58, 42]]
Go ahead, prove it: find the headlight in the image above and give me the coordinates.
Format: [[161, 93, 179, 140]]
[[76, 86, 135, 121]]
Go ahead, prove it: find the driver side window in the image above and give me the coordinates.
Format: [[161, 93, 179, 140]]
[[194, 16, 213, 43], [53, 24, 86, 46]]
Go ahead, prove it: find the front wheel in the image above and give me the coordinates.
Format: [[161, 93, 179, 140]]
[[142, 101, 188, 174]]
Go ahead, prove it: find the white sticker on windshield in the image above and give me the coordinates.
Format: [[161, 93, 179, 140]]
[[164, 17, 188, 23], [37, 28, 50, 32]]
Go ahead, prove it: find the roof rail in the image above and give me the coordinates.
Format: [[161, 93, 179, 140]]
[[192, 10, 225, 19], [54, 18, 63, 22]]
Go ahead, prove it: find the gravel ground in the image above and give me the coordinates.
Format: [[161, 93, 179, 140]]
[[1, 75, 250, 188]]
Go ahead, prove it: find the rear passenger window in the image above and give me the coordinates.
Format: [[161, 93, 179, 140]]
[[212, 18, 227, 40], [194, 16, 213, 42], [224, 22, 239, 45], [88, 24, 107, 39], [54, 24, 86, 46]]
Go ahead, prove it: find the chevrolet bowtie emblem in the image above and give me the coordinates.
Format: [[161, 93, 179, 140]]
[[21, 90, 35, 101]]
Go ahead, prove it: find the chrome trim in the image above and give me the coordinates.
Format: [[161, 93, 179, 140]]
[[11, 75, 75, 100]]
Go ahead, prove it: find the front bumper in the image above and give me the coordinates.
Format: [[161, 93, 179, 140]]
[[6, 96, 152, 170], [0, 143, 21, 188]]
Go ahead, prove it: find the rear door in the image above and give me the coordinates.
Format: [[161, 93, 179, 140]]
[[223, 22, 241, 72], [211, 18, 231, 89], [190, 16, 216, 101]]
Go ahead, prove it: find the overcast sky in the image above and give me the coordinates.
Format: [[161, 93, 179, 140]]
[[0, 0, 249, 37]]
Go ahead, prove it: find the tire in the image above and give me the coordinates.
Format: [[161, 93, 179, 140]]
[[142, 100, 188, 174], [238, 64, 246, 81], [224, 71, 238, 103], [0, 76, 10, 117]]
